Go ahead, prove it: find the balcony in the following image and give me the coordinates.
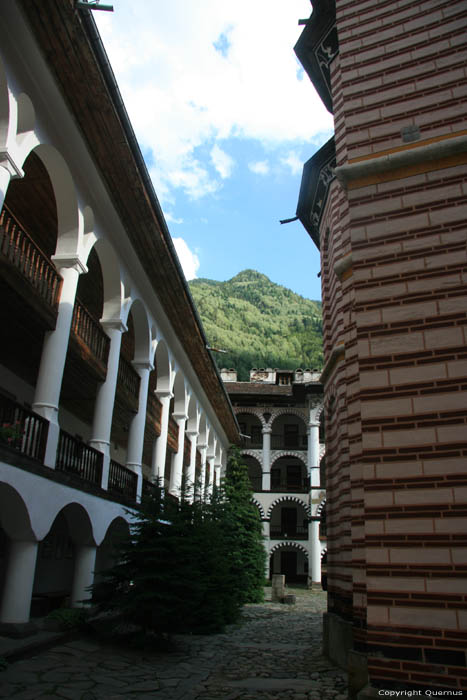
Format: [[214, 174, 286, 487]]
[[270, 525, 309, 540], [270, 478, 310, 494], [108, 459, 138, 500], [56, 429, 103, 487], [0, 204, 62, 318], [271, 433, 308, 450], [69, 298, 110, 379], [0, 394, 49, 464]]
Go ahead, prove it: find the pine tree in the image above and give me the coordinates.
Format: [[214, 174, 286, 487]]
[[221, 446, 266, 605]]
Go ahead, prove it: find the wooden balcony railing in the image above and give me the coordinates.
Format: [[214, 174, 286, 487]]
[[108, 460, 137, 500], [56, 430, 103, 486], [271, 433, 308, 450], [72, 299, 110, 367], [0, 205, 62, 309], [270, 525, 309, 540], [117, 355, 140, 401], [0, 394, 48, 463]]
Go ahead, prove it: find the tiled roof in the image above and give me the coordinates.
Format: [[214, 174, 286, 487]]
[[226, 383, 293, 396]]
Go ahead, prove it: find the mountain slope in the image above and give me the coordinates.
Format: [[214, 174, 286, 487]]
[[189, 270, 323, 381]]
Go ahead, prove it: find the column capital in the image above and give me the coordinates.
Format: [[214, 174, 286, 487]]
[[262, 425, 272, 435], [156, 390, 173, 401], [197, 442, 208, 450], [132, 360, 154, 373], [173, 412, 188, 423], [101, 319, 128, 334], [186, 429, 199, 439], [0, 149, 24, 179], [308, 421, 320, 429], [52, 253, 88, 275]]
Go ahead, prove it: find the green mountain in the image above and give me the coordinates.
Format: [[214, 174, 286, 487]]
[[189, 270, 323, 381]]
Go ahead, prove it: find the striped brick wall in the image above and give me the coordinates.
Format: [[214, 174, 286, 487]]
[[322, 0, 467, 691]]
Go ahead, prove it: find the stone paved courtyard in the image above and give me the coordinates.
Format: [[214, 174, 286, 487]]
[[0, 588, 347, 699]]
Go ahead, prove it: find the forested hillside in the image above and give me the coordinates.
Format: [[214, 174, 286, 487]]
[[189, 270, 323, 381]]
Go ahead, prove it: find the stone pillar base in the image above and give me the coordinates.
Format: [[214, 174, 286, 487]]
[[348, 650, 369, 699], [0, 621, 38, 638], [323, 611, 354, 670]]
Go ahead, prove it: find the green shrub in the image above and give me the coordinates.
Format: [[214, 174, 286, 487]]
[[45, 608, 87, 630]]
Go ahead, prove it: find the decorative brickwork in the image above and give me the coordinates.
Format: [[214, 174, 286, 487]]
[[296, 0, 467, 692]]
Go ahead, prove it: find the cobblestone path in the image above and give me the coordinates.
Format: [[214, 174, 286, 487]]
[[0, 588, 347, 699]]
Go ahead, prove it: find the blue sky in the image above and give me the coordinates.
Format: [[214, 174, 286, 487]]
[[95, 1, 334, 301]]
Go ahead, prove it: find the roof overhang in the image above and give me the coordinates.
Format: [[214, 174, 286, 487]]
[[294, 0, 338, 114], [17, 0, 240, 444], [296, 137, 336, 250]]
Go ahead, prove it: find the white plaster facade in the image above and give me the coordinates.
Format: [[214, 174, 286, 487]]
[[0, 2, 237, 633], [223, 370, 326, 587]]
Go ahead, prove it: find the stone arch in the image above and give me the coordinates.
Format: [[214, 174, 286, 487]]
[[172, 370, 188, 415], [198, 413, 209, 446], [270, 408, 307, 428], [91, 237, 123, 323], [269, 541, 309, 557], [26, 143, 81, 258], [271, 452, 307, 468], [240, 449, 263, 467], [0, 58, 11, 149], [251, 498, 265, 520], [95, 516, 130, 584], [267, 496, 310, 519], [154, 339, 172, 394], [0, 482, 36, 542], [234, 407, 268, 428], [314, 402, 325, 422], [241, 453, 262, 492], [124, 298, 151, 364], [316, 498, 326, 519], [186, 393, 200, 433], [57, 502, 95, 547]]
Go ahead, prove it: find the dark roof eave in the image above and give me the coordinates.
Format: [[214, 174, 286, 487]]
[[17, 0, 240, 443]]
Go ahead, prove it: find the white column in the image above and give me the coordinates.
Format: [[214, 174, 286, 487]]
[[71, 545, 97, 607], [206, 455, 215, 498], [262, 425, 271, 491], [310, 522, 321, 586], [185, 430, 198, 501], [126, 361, 152, 501], [169, 413, 187, 497], [308, 421, 320, 487], [89, 320, 126, 490], [0, 164, 12, 210], [32, 256, 87, 468], [0, 540, 38, 624], [0, 154, 24, 210], [151, 391, 172, 482], [214, 463, 221, 490], [197, 443, 207, 500]]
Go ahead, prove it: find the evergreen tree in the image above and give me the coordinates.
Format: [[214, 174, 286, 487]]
[[221, 446, 266, 604]]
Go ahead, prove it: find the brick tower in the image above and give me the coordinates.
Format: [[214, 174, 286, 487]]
[[295, 0, 467, 694]]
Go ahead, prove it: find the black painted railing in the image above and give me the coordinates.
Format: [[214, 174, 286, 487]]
[[108, 459, 138, 500], [56, 430, 103, 486], [270, 525, 309, 540], [0, 394, 48, 463]]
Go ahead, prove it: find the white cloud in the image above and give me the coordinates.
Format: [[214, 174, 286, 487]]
[[210, 144, 235, 179], [164, 212, 184, 224], [280, 151, 304, 175], [249, 160, 270, 175], [95, 1, 333, 203], [172, 237, 200, 280]]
